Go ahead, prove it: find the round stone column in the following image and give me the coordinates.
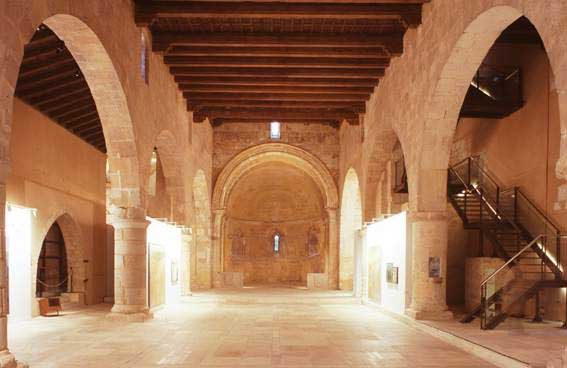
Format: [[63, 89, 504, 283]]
[[0, 178, 20, 367], [405, 211, 453, 320], [180, 227, 193, 296], [108, 215, 152, 322]]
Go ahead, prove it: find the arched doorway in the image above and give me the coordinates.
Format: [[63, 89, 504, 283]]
[[191, 170, 212, 290], [339, 168, 362, 291], [36, 223, 68, 298], [28, 213, 86, 317]]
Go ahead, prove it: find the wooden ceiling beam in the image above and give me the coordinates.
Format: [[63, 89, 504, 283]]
[[153, 32, 403, 55], [175, 75, 378, 86], [194, 107, 359, 122], [48, 100, 97, 121], [76, 125, 103, 137], [16, 64, 79, 89], [166, 45, 388, 58], [171, 66, 384, 78], [164, 55, 389, 68], [180, 84, 374, 94], [188, 99, 366, 112], [185, 91, 368, 101], [30, 87, 91, 107], [211, 117, 341, 127], [44, 95, 95, 116], [17, 77, 85, 99], [65, 114, 101, 130], [18, 51, 74, 76], [58, 107, 99, 125], [135, 1, 422, 27], [22, 40, 66, 60]]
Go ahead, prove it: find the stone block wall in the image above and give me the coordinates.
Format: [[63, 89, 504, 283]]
[[213, 122, 339, 184]]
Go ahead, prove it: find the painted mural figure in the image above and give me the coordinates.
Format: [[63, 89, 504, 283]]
[[230, 229, 246, 257], [306, 225, 320, 256]]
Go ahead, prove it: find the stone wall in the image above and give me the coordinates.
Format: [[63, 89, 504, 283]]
[[7, 99, 107, 308], [339, 1, 567, 319], [222, 163, 327, 285], [213, 122, 339, 184]]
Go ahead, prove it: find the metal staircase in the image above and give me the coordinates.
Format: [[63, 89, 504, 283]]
[[448, 157, 566, 329]]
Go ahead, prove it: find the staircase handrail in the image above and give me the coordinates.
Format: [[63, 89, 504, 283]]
[[480, 234, 546, 289], [510, 187, 563, 235], [468, 157, 505, 193], [451, 157, 557, 237]]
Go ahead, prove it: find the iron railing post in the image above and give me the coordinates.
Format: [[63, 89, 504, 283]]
[[467, 157, 471, 186], [513, 187, 518, 223]]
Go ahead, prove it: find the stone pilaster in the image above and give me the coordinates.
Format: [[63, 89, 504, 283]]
[[211, 209, 225, 288], [326, 208, 339, 289], [359, 227, 369, 303], [0, 179, 19, 368], [180, 227, 192, 296], [108, 215, 152, 322], [405, 211, 453, 320]]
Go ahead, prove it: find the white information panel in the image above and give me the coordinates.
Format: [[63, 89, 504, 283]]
[[365, 212, 408, 315]]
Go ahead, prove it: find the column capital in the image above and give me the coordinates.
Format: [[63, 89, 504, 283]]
[[107, 206, 146, 224]]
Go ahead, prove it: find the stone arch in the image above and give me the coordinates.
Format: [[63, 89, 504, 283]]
[[191, 169, 212, 290], [415, 6, 524, 211], [153, 130, 186, 223], [33, 213, 86, 300], [339, 167, 363, 291], [211, 143, 340, 288], [364, 128, 405, 221], [212, 143, 338, 210], [0, 14, 143, 213]]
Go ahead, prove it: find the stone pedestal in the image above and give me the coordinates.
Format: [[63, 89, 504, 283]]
[[405, 211, 453, 320], [465, 257, 505, 312], [107, 216, 152, 322], [307, 273, 329, 289]]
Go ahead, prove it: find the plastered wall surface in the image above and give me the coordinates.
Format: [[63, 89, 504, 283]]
[[7, 99, 107, 311]]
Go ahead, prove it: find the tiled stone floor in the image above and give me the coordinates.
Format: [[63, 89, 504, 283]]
[[9, 288, 496, 368], [423, 316, 567, 367]]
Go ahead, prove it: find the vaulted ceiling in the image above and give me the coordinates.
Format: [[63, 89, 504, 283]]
[[135, 0, 429, 127]]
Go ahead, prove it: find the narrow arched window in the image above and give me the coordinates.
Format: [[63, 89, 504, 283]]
[[273, 233, 280, 253], [141, 32, 149, 84], [147, 148, 158, 196], [270, 121, 281, 140]]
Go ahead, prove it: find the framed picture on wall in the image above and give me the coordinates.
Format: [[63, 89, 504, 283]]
[[428, 257, 441, 278], [386, 263, 399, 284]]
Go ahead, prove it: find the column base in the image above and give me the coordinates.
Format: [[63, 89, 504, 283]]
[[0, 351, 22, 368], [107, 305, 153, 322], [405, 308, 453, 321]]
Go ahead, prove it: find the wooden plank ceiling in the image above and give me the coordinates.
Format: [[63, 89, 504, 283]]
[[15, 25, 106, 152], [135, 0, 429, 127]]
